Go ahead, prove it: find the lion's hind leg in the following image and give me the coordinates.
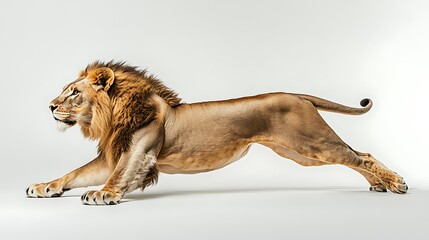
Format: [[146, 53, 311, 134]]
[[350, 167, 387, 192], [263, 142, 388, 191], [262, 142, 329, 167], [352, 150, 407, 193], [287, 142, 408, 194], [266, 98, 407, 193]]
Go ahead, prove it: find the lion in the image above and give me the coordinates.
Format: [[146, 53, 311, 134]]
[[26, 61, 408, 205]]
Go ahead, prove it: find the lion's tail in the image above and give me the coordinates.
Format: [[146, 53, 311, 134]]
[[292, 94, 373, 115]]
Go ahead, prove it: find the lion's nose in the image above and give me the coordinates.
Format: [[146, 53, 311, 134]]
[[49, 104, 58, 112]]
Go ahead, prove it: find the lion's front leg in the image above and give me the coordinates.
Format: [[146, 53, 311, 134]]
[[81, 154, 157, 205], [26, 181, 68, 198], [81, 122, 163, 205], [26, 155, 111, 198]]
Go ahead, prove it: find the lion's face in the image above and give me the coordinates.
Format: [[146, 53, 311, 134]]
[[49, 79, 95, 131], [49, 67, 115, 132]]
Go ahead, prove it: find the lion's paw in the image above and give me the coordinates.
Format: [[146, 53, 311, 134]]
[[81, 190, 121, 205], [386, 173, 408, 194], [26, 182, 67, 198], [369, 185, 387, 192]]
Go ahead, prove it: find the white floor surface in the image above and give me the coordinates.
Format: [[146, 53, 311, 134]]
[[1, 186, 428, 240]]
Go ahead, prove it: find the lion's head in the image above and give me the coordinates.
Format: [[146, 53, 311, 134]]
[[49, 61, 181, 141], [49, 66, 114, 138]]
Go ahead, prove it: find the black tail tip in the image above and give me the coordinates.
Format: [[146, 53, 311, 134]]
[[360, 98, 370, 107]]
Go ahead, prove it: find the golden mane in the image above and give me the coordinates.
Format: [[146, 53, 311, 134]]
[[84, 60, 181, 107], [80, 61, 181, 180]]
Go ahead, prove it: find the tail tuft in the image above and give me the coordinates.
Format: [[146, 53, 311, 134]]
[[360, 98, 370, 107], [292, 93, 373, 115]]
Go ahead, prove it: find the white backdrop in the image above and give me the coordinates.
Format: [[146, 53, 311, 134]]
[[1, 0, 428, 192]]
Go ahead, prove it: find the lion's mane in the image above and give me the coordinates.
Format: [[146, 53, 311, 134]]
[[81, 61, 181, 189]]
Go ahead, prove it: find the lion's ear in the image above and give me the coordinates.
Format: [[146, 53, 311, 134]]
[[91, 67, 115, 92]]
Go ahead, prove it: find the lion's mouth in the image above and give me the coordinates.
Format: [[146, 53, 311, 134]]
[[53, 116, 76, 125]]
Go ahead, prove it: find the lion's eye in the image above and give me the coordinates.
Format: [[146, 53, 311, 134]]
[[71, 90, 80, 96]]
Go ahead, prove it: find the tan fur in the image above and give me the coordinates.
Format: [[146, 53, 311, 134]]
[[26, 61, 407, 205]]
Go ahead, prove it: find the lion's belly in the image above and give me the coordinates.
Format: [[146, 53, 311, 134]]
[[157, 143, 251, 174]]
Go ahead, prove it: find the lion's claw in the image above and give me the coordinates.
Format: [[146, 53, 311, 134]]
[[26, 182, 65, 198], [81, 190, 121, 206], [386, 173, 408, 194]]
